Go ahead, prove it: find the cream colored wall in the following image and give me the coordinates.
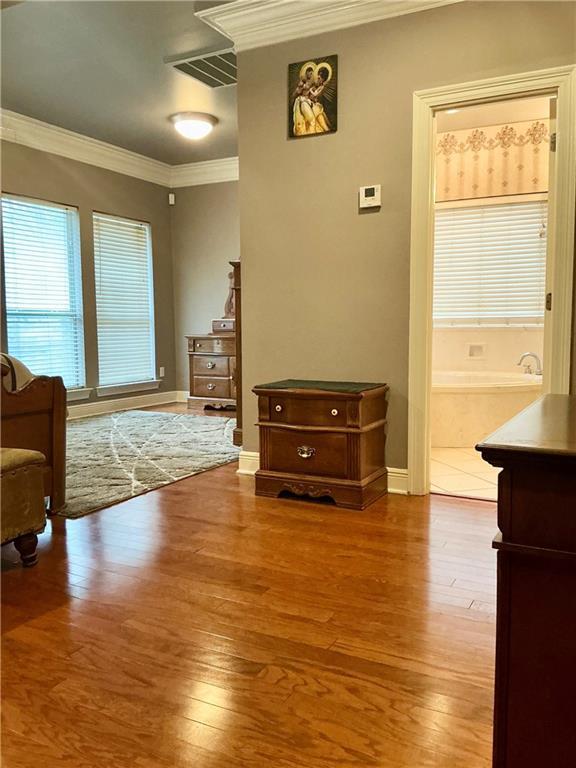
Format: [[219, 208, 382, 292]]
[[237, 1, 576, 466], [1, 141, 176, 398], [433, 327, 544, 373], [170, 182, 240, 392]]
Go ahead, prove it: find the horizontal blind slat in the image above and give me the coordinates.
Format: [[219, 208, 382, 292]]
[[433, 200, 547, 326], [93, 213, 156, 386], [1, 195, 86, 387]]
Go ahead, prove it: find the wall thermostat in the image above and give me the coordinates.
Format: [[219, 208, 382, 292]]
[[359, 184, 381, 209]]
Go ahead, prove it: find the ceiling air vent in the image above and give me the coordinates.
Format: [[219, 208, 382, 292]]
[[170, 48, 237, 89]]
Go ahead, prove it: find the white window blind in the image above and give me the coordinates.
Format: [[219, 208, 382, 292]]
[[433, 200, 548, 326], [93, 213, 156, 386], [1, 195, 85, 387]]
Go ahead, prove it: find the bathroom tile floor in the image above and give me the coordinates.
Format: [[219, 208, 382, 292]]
[[430, 447, 498, 501]]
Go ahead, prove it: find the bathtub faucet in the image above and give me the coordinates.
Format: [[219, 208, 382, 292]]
[[517, 352, 543, 376]]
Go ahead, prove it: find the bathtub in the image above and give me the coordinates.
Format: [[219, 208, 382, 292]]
[[432, 370, 542, 392], [431, 370, 543, 447]]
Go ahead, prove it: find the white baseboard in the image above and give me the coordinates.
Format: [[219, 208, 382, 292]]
[[387, 467, 409, 495], [238, 451, 409, 494], [67, 390, 179, 419], [237, 451, 261, 475]]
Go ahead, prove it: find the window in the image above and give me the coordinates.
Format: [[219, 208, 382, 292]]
[[1, 195, 85, 388], [433, 200, 548, 326], [93, 213, 156, 386]]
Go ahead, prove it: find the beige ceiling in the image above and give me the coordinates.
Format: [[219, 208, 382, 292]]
[[1, 1, 238, 164]]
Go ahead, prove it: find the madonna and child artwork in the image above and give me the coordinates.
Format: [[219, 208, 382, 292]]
[[288, 55, 338, 138]]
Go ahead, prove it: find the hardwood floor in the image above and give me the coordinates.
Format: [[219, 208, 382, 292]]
[[1, 463, 497, 767]]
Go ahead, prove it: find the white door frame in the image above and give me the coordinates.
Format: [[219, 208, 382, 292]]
[[407, 65, 576, 495]]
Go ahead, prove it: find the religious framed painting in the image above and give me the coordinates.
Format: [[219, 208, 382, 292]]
[[288, 55, 338, 139]]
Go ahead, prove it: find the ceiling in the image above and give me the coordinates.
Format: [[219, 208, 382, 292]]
[[1, 1, 238, 164]]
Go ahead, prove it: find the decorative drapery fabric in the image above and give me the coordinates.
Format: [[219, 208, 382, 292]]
[[435, 120, 550, 202]]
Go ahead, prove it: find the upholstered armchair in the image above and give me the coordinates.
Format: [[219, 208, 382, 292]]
[[1, 447, 47, 566], [1, 354, 66, 514]]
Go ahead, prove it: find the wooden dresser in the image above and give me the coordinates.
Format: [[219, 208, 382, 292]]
[[477, 395, 576, 768], [230, 261, 242, 445], [186, 333, 236, 407], [253, 380, 388, 509]]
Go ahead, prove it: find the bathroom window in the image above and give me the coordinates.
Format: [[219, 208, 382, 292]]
[[433, 200, 547, 326]]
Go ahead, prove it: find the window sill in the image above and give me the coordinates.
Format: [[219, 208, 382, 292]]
[[435, 323, 545, 330], [66, 387, 93, 402], [96, 380, 161, 398]]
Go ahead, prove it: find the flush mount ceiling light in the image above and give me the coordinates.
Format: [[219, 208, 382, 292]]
[[445, 108, 460, 115], [170, 112, 218, 140]]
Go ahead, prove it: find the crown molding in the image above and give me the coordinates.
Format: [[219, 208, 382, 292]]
[[0, 109, 171, 186], [170, 156, 239, 187], [196, 0, 464, 52], [0, 110, 239, 188]]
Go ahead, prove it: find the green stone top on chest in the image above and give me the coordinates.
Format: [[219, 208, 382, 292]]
[[253, 379, 386, 394]]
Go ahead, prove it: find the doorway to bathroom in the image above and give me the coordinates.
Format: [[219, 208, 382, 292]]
[[430, 96, 552, 501], [407, 66, 576, 497]]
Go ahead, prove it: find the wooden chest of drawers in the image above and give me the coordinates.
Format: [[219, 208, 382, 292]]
[[253, 380, 388, 509], [477, 396, 576, 768], [187, 333, 236, 407]]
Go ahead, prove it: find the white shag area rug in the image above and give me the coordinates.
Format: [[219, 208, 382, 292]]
[[62, 410, 239, 518]]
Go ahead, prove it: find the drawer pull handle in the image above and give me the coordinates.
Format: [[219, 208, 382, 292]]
[[275, 405, 283, 413], [206, 362, 216, 369], [207, 384, 216, 391], [331, 409, 339, 416], [297, 446, 315, 459], [197, 343, 202, 348], [220, 323, 227, 328]]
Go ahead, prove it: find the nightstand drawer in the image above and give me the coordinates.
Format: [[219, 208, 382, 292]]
[[189, 337, 236, 355], [193, 376, 231, 398], [266, 428, 348, 478], [193, 356, 229, 376], [270, 397, 347, 427]]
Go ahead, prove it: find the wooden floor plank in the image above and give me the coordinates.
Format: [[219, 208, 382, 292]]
[[2, 461, 496, 767]]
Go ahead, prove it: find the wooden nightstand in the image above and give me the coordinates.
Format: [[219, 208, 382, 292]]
[[253, 379, 388, 509]]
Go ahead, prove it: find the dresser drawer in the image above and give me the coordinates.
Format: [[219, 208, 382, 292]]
[[266, 428, 348, 478], [270, 396, 347, 427], [193, 376, 231, 398], [212, 318, 235, 333], [189, 337, 236, 355], [193, 355, 229, 376]]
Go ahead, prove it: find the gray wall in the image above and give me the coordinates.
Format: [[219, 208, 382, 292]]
[[171, 182, 240, 392], [1, 141, 176, 397], [237, 1, 576, 466]]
